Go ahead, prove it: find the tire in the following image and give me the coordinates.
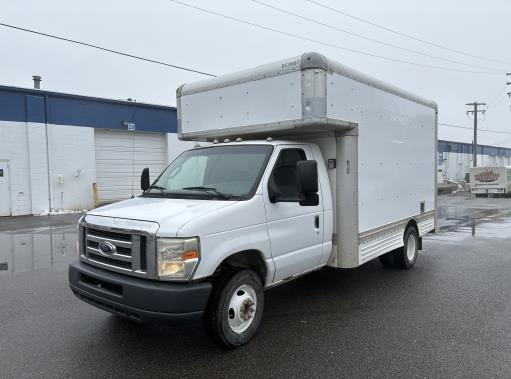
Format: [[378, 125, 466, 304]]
[[204, 269, 264, 349], [393, 226, 419, 269], [378, 252, 395, 268]]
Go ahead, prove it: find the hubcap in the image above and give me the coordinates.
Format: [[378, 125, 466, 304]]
[[406, 233, 417, 261], [227, 284, 257, 334]]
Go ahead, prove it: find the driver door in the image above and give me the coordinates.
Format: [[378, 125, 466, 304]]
[[263, 145, 324, 283]]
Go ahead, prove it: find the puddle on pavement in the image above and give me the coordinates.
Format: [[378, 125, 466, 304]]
[[0, 225, 77, 277], [432, 206, 511, 241]]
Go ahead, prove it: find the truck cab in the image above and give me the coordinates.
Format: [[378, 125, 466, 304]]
[[70, 139, 330, 345]]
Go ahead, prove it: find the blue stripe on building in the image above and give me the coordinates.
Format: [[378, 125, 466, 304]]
[[0, 85, 177, 133], [438, 140, 511, 158]]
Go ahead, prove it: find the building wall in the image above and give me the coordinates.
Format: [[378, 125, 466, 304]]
[[0, 120, 36, 215], [167, 132, 198, 163], [48, 124, 96, 211], [27, 122, 50, 214], [0, 85, 177, 216], [438, 140, 511, 182], [0, 120, 96, 214]]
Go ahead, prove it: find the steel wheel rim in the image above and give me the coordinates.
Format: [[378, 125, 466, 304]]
[[227, 284, 257, 334], [406, 234, 417, 261]]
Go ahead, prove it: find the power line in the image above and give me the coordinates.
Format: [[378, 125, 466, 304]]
[[0, 22, 216, 77], [252, 0, 502, 73], [485, 73, 511, 109], [486, 84, 508, 108], [307, 0, 511, 67], [439, 122, 472, 130], [439, 122, 511, 135], [486, 93, 509, 109], [168, 0, 503, 75], [1, 5, 504, 77]]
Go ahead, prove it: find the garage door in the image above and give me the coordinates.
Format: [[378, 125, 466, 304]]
[[95, 129, 167, 204]]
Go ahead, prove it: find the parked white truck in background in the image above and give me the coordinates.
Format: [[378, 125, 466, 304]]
[[69, 52, 437, 348], [470, 166, 511, 197]]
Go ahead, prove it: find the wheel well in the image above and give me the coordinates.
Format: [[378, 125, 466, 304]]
[[216, 250, 268, 285], [405, 219, 421, 249], [405, 219, 418, 233]]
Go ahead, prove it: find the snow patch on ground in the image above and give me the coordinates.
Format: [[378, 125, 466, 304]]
[[37, 209, 88, 216]]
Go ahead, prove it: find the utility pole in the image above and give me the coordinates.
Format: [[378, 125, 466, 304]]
[[466, 102, 486, 167]]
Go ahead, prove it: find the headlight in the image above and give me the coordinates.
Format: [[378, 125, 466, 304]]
[[157, 237, 200, 280]]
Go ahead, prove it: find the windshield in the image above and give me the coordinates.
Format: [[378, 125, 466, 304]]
[[144, 144, 274, 200]]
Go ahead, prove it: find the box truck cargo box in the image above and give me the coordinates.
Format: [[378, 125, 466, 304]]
[[177, 52, 437, 267], [70, 52, 437, 348]]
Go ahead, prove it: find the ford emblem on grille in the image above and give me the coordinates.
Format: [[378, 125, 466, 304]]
[[98, 241, 116, 255]]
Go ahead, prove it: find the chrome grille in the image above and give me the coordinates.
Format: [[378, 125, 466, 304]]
[[83, 227, 149, 276]]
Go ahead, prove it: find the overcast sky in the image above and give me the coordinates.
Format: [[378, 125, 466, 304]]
[[1, 0, 511, 147]]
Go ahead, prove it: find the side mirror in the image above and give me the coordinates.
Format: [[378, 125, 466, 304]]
[[297, 160, 318, 193], [141, 168, 150, 191], [297, 160, 319, 206]]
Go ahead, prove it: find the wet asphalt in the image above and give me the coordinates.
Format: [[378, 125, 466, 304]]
[[1, 194, 510, 378]]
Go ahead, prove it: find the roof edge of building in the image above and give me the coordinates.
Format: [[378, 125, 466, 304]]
[[0, 84, 176, 111]]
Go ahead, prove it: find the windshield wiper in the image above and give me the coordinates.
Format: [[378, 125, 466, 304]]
[[181, 186, 232, 200]]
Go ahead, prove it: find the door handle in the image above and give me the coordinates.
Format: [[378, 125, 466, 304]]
[[314, 215, 320, 229]]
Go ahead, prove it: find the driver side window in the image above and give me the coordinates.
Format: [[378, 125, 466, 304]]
[[269, 149, 306, 201]]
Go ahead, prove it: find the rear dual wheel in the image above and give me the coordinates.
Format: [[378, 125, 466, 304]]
[[379, 226, 419, 269]]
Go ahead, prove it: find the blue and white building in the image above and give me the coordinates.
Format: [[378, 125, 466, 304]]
[[0, 85, 195, 216], [438, 140, 511, 182]]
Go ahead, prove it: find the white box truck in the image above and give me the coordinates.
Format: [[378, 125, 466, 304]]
[[69, 52, 437, 348], [470, 166, 511, 197]]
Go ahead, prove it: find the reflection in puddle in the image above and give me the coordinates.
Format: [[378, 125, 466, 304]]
[[0, 226, 77, 276], [431, 206, 511, 241]]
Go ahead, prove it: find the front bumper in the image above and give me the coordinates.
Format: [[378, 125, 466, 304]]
[[69, 260, 212, 324]]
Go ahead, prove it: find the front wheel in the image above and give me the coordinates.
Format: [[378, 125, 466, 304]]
[[204, 270, 264, 348]]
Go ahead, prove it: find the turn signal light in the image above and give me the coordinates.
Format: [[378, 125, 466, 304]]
[[181, 250, 198, 260]]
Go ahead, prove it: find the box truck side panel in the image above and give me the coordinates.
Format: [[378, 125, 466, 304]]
[[326, 73, 436, 234]]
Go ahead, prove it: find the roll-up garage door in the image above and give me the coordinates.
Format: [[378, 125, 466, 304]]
[[95, 129, 167, 204]]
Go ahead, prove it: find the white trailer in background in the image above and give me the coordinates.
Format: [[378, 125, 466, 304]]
[[70, 52, 437, 348], [470, 166, 511, 196]]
